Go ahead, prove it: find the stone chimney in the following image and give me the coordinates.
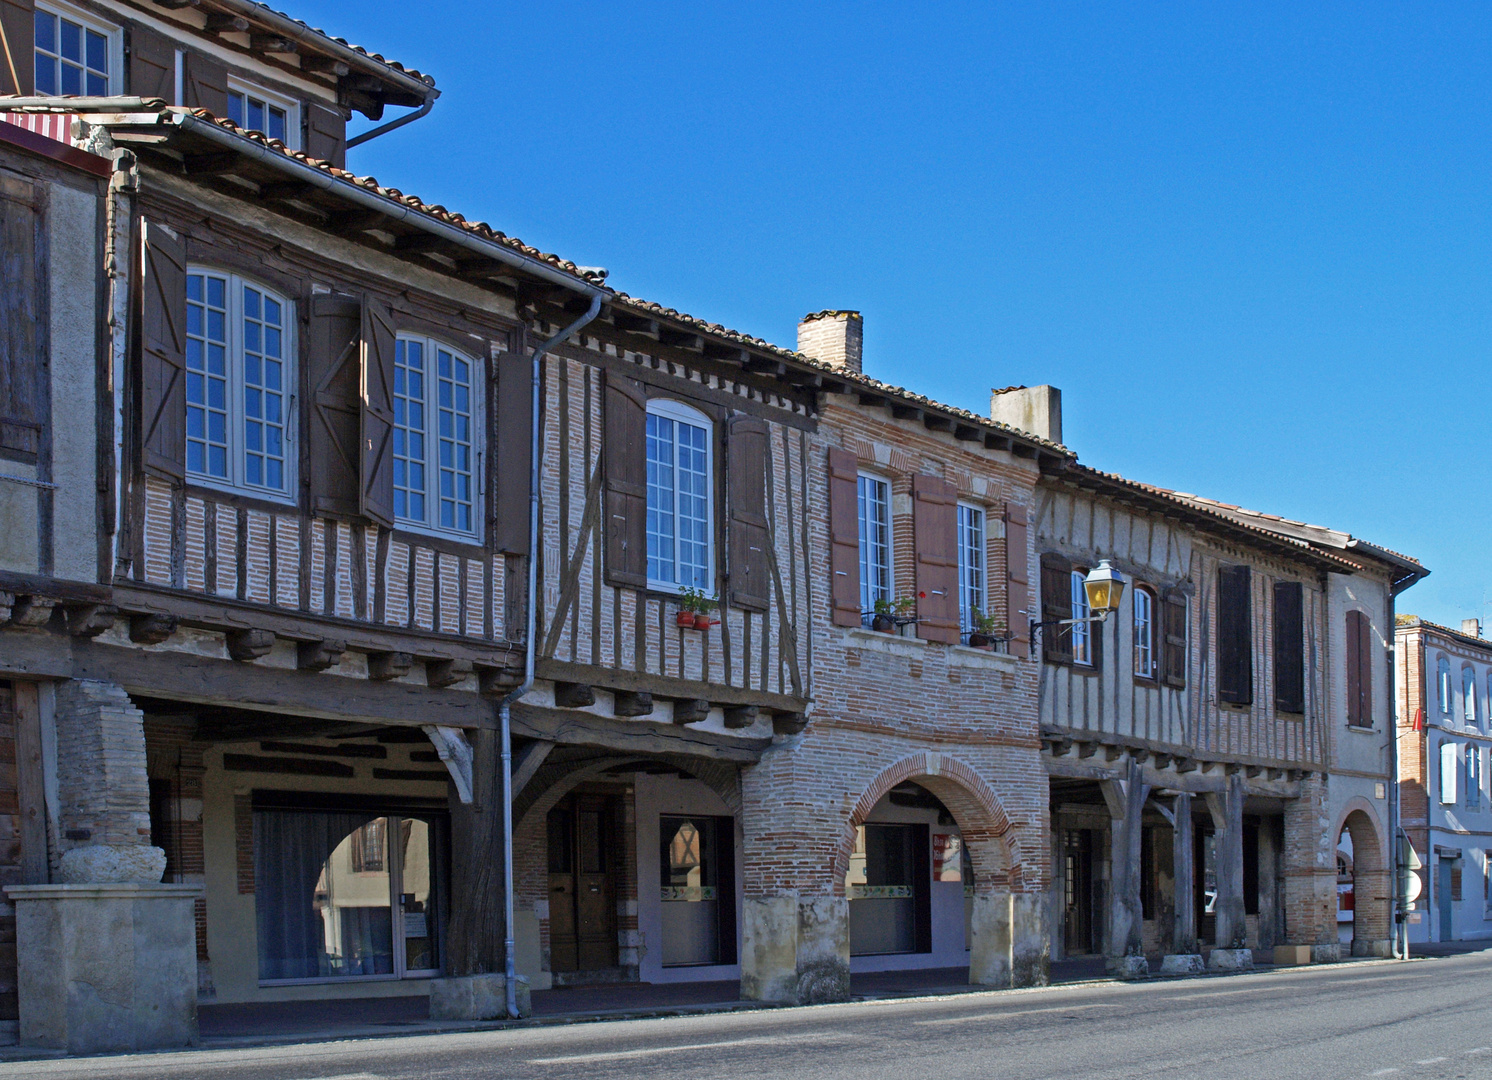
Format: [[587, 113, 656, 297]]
[[1463, 618, 1482, 639], [797, 311, 862, 374], [990, 385, 1063, 445]]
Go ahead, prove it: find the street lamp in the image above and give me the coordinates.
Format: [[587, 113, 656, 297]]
[[1029, 559, 1128, 644]]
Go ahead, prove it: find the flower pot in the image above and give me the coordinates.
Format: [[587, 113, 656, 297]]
[[676, 610, 697, 628], [969, 632, 993, 650], [871, 613, 896, 634], [694, 615, 719, 629]]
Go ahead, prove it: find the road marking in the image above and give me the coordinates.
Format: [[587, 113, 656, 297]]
[[529, 1034, 848, 1065], [1159, 986, 1286, 1001], [1369, 1070, 1400, 1076], [1467, 1048, 1491, 1055], [1415, 1058, 1447, 1065], [914, 1003, 1120, 1025]]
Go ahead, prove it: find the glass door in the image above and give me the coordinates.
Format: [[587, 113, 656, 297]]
[[661, 816, 721, 967], [394, 817, 442, 977]]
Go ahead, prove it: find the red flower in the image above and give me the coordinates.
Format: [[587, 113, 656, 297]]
[[918, 591, 926, 598]]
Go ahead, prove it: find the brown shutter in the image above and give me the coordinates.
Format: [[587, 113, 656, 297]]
[[912, 474, 958, 644], [727, 415, 769, 612], [603, 372, 647, 588], [1217, 564, 1253, 705], [128, 25, 174, 102], [1003, 502, 1029, 659], [359, 296, 396, 528], [139, 220, 187, 480], [0, 0, 34, 96], [0, 175, 41, 458], [1346, 609, 1373, 726], [183, 51, 227, 117], [1273, 581, 1305, 713], [492, 352, 532, 555], [305, 102, 346, 169], [1040, 553, 1072, 664], [827, 446, 861, 628], [306, 293, 362, 518], [1162, 590, 1187, 689]]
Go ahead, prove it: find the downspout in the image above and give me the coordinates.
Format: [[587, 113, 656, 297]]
[[345, 96, 435, 150], [1386, 585, 1402, 958], [498, 293, 604, 1019]]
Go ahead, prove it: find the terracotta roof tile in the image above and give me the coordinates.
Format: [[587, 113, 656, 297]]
[[239, 3, 433, 84]]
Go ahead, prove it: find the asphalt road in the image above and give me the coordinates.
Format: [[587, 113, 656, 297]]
[[10, 952, 1492, 1080]]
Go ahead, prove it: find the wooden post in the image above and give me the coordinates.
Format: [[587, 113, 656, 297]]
[[1257, 815, 1279, 952], [1101, 758, 1149, 964], [13, 682, 48, 884], [1172, 792, 1196, 955], [1207, 773, 1247, 949], [445, 728, 503, 976]]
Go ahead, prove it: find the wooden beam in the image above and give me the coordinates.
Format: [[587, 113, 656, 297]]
[[613, 690, 654, 718], [744, 357, 786, 377], [300, 56, 350, 77], [250, 34, 297, 52], [510, 703, 768, 763], [64, 603, 115, 638], [510, 739, 554, 799], [954, 424, 982, 442], [129, 613, 176, 644], [554, 682, 596, 708], [855, 392, 888, 408], [426, 658, 474, 689], [671, 698, 710, 725], [257, 180, 316, 201], [203, 12, 250, 33], [477, 664, 522, 697], [325, 208, 388, 233], [394, 232, 448, 255], [0, 571, 110, 604], [536, 658, 808, 715], [611, 311, 659, 336], [226, 629, 275, 662], [723, 704, 758, 730], [296, 638, 345, 671], [73, 640, 495, 729], [368, 651, 413, 681], [182, 152, 245, 177], [260, 740, 386, 759], [923, 413, 953, 433], [657, 328, 703, 350], [701, 343, 747, 364], [772, 711, 807, 735], [7, 597, 53, 628], [890, 404, 922, 422], [984, 433, 1013, 451]]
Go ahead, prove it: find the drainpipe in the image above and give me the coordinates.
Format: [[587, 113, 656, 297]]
[[498, 293, 604, 1019], [345, 96, 435, 150], [1386, 587, 1402, 959]]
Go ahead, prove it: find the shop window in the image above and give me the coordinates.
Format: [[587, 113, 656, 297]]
[[254, 807, 445, 982], [846, 822, 931, 956], [659, 815, 735, 967]]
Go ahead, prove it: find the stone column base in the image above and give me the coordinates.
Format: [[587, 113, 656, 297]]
[[1109, 955, 1149, 980], [1272, 945, 1313, 966], [7, 883, 200, 1054], [428, 973, 531, 1019], [1207, 948, 1253, 973], [1351, 939, 1392, 958], [1312, 943, 1342, 963], [740, 895, 850, 1005], [1160, 953, 1205, 976]]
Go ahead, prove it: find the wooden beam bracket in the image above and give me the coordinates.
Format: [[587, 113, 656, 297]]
[[65, 603, 116, 638], [612, 690, 654, 718], [671, 698, 711, 725], [226, 629, 275, 662], [129, 612, 177, 645], [204, 12, 251, 33], [8, 596, 55, 628], [421, 725, 473, 803], [554, 682, 596, 709], [723, 704, 758, 730], [477, 664, 523, 697], [771, 711, 808, 735], [426, 657, 474, 689], [368, 651, 413, 681], [296, 638, 346, 672]]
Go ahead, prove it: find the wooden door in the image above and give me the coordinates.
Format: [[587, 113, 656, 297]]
[[547, 794, 619, 973]]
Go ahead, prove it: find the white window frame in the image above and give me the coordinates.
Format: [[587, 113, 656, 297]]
[[857, 472, 892, 620], [33, 0, 122, 97], [956, 501, 985, 636], [1070, 569, 1092, 666], [1441, 741, 1459, 806], [1469, 745, 1483, 810], [184, 267, 296, 504], [1134, 586, 1155, 679], [644, 398, 715, 593], [392, 334, 482, 543], [1466, 666, 1480, 729], [1438, 655, 1452, 715], [226, 76, 301, 150]]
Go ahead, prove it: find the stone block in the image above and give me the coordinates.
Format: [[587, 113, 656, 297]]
[[1160, 953, 1206, 976], [1112, 955, 1149, 980], [1312, 943, 1342, 964], [8, 883, 199, 1054], [428, 973, 530, 1020], [740, 895, 849, 1005], [1351, 939, 1392, 958], [1207, 948, 1254, 973], [59, 844, 166, 884], [1272, 945, 1313, 966]]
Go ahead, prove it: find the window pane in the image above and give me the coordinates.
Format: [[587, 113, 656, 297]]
[[1070, 570, 1091, 665], [646, 414, 676, 584], [186, 273, 230, 480], [227, 91, 245, 127], [394, 339, 428, 525], [34, 11, 55, 54], [1134, 589, 1153, 677], [957, 504, 984, 634], [857, 475, 891, 619], [85, 29, 106, 74], [675, 421, 710, 589], [60, 61, 80, 95], [241, 285, 288, 492], [268, 106, 286, 143], [59, 19, 79, 61]]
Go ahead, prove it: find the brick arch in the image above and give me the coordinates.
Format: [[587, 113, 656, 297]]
[[830, 752, 1020, 897], [1335, 798, 1389, 945]]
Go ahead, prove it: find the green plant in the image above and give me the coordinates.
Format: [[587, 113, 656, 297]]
[[679, 586, 717, 615], [970, 608, 1000, 635], [873, 594, 918, 618]]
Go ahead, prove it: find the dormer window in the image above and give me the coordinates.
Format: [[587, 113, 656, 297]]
[[33, 2, 118, 96], [226, 78, 299, 149]]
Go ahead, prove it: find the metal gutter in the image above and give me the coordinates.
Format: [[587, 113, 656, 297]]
[[498, 294, 604, 1019], [345, 98, 434, 149]]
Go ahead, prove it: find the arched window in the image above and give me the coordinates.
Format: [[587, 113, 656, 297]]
[[645, 399, 714, 590], [186, 269, 296, 499], [393, 335, 480, 538], [1070, 569, 1092, 666], [1438, 656, 1452, 715], [1465, 666, 1480, 728], [1133, 586, 1156, 679]]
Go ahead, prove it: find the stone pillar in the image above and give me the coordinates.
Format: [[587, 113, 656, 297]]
[[740, 894, 849, 1004], [1010, 891, 1051, 987], [1206, 773, 1252, 971], [968, 890, 1051, 989], [1101, 760, 1149, 978], [1283, 773, 1338, 962], [10, 681, 198, 1052]]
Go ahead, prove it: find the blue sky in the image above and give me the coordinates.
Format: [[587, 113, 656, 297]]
[[308, 1, 1492, 627]]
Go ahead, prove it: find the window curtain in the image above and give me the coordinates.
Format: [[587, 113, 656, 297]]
[[255, 809, 391, 980]]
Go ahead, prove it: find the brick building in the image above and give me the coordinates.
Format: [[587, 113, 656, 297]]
[[1395, 617, 1492, 944]]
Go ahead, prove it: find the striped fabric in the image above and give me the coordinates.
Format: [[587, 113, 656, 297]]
[[1, 111, 75, 144]]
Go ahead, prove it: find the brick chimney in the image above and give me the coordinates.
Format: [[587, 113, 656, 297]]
[[990, 385, 1063, 445], [797, 311, 862, 374]]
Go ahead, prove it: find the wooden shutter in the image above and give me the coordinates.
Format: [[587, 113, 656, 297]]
[[1273, 581, 1305, 713], [0, 175, 41, 458], [492, 351, 532, 555], [827, 446, 861, 628], [128, 25, 175, 101], [1217, 564, 1253, 705], [603, 372, 647, 588], [912, 474, 958, 644], [1346, 609, 1373, 726], [1040, 553, 1072, 664], [1162, 590, 1188, 689], [359, 296, 396, 528], [306, 294, 362, 518], [0, 0, 34, 96], [727, 415, 769, 612], [183, 51, 227, 117], [1003, 502, 1029, 659], [305, 102, 346, 169], [139, 220, 187, 480]]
